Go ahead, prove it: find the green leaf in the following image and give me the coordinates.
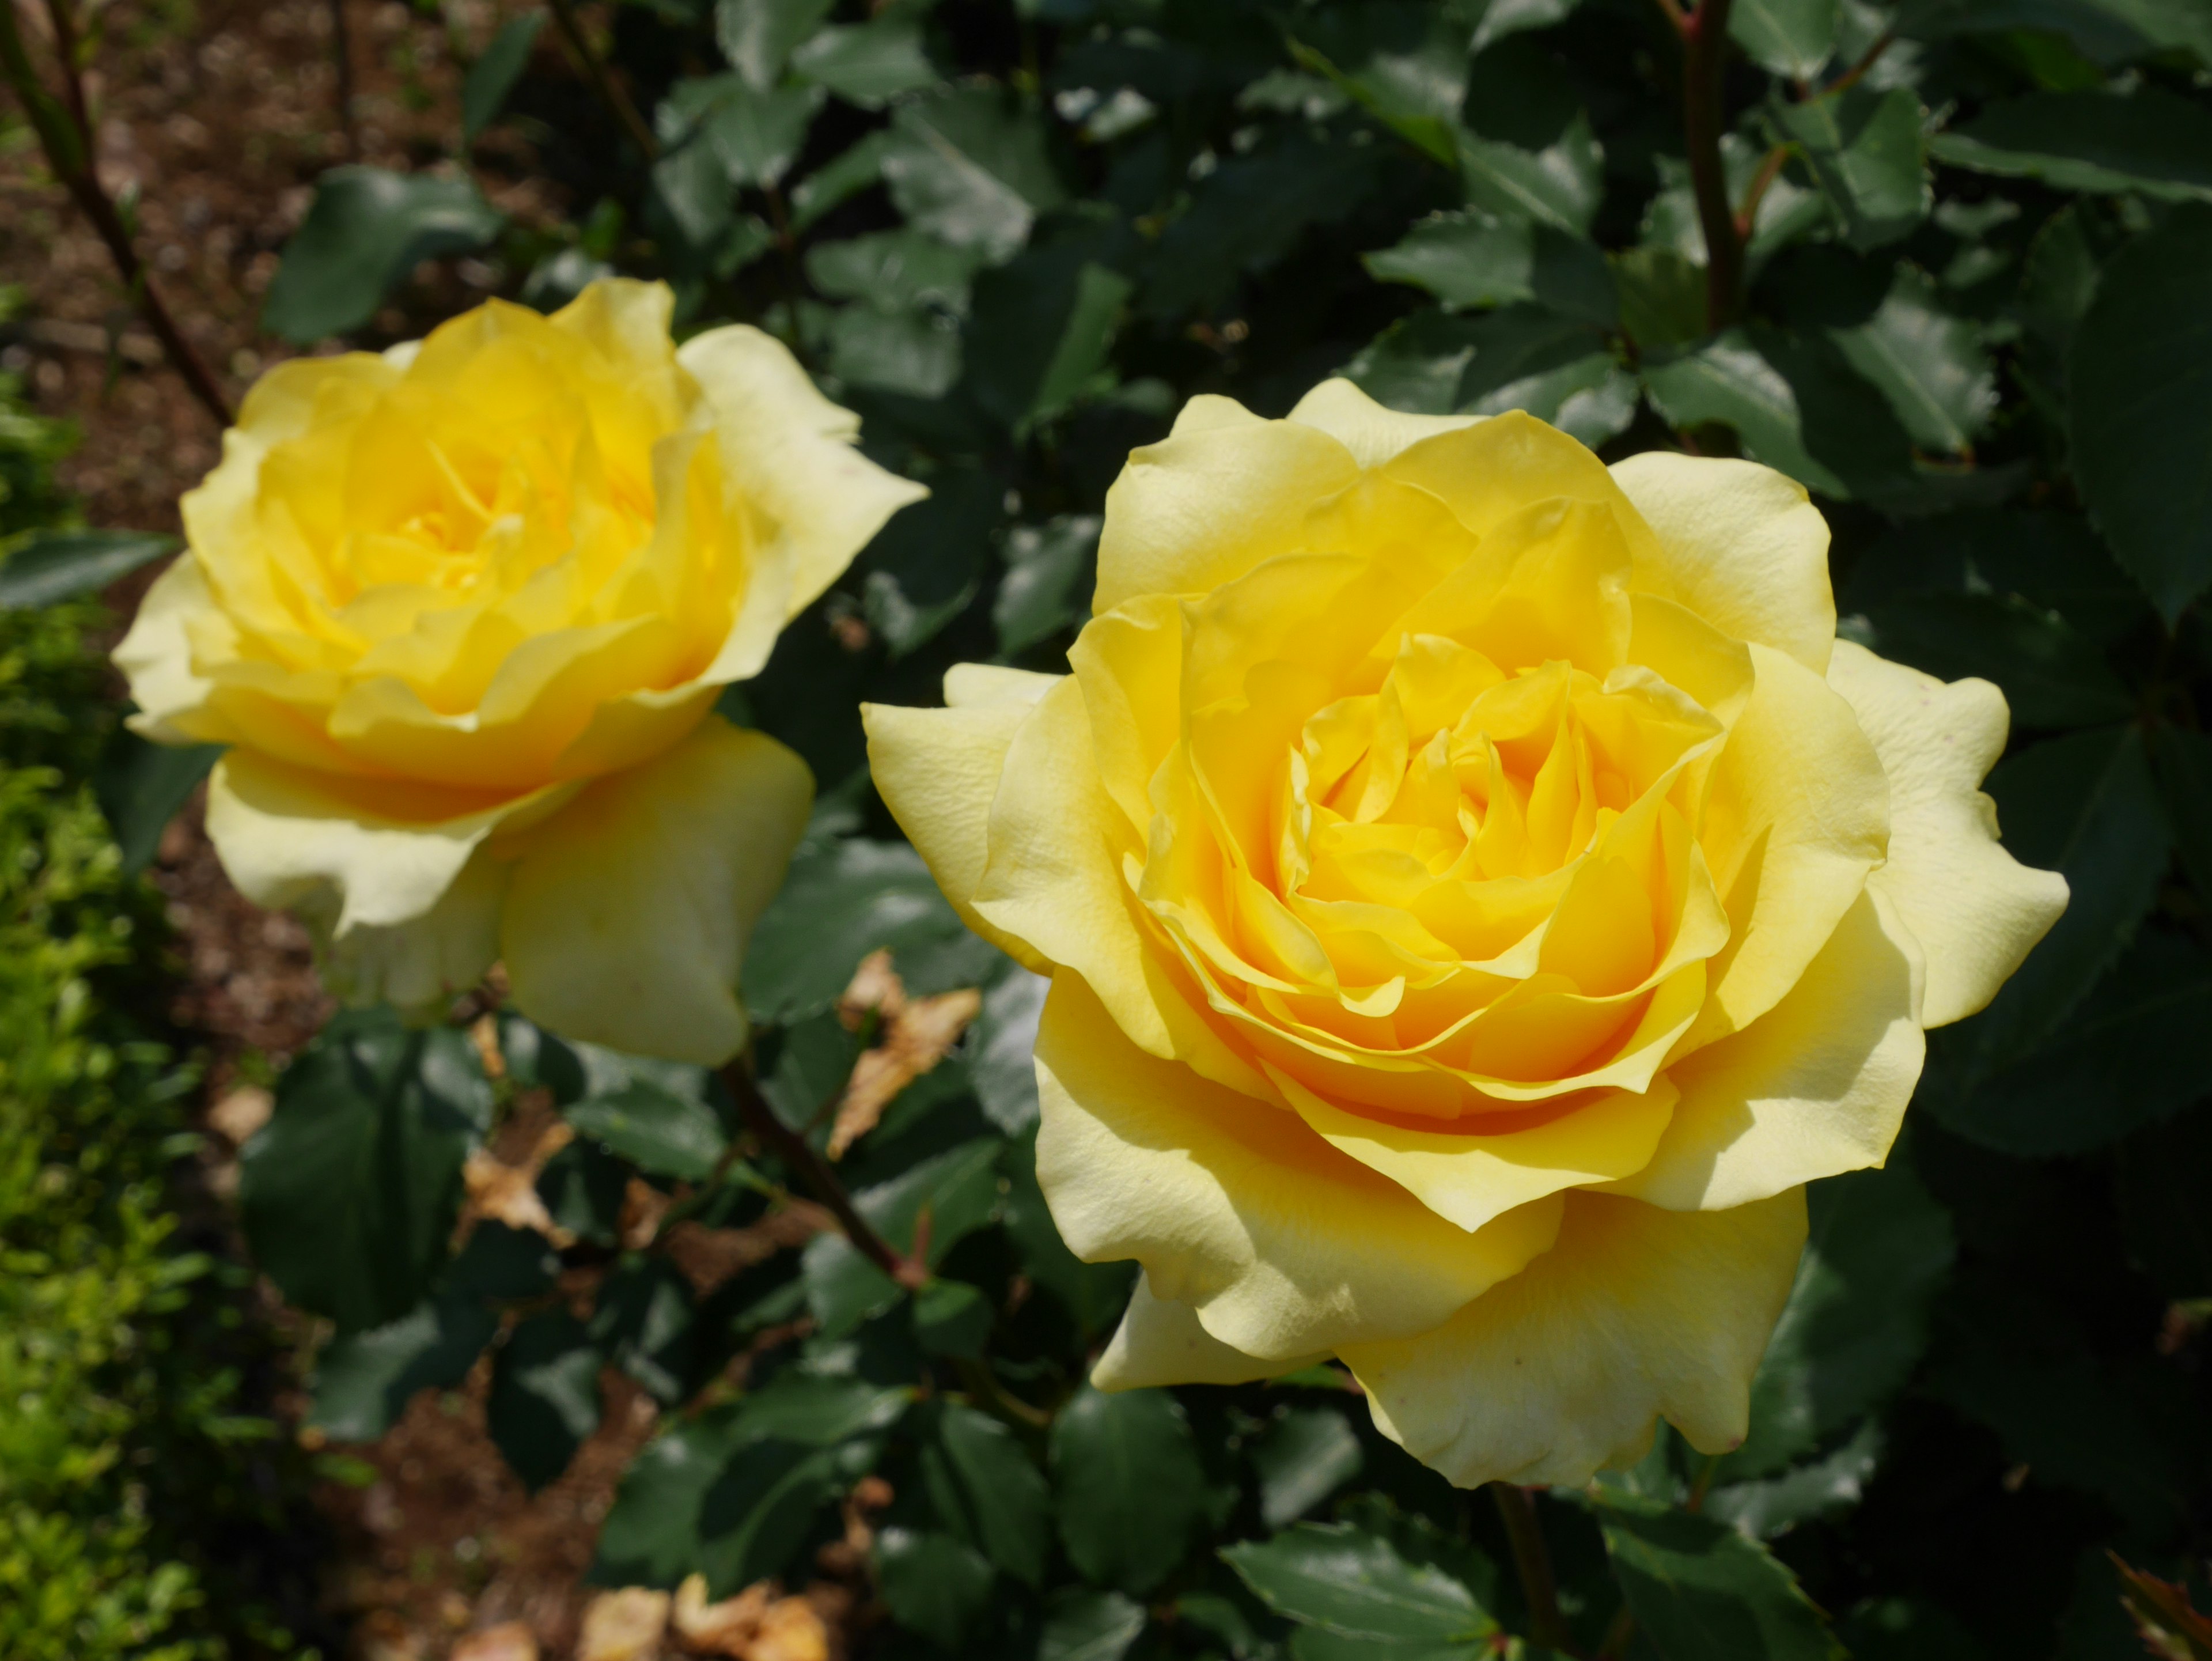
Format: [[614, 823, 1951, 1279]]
[[1829, 267, 1995, 453], [658, 74, 823, 196], [1455, 114, 1606, 236], [1725, 1163, 1955, 1477], [829, 307, 962, 398], [1051, 1386, 1206, 1596], [912, 1277, 994, 1357], [2068, 203, 2212, 621], [806, 229, 984, 312], [1345, 307, 1637, 447], [1222, 1522, 1494, 1643], [461, 10, 544, 145], [716, 0, 833, 88], [966, 245, 1134, 428], [1706, 1421, 1886, 1540], [1250, 1408, 1365, 1530], [790, 129, 894, 231], [2154, 725, 2212, 905], [790, 19, 937, 109], [1930, 90, 2212, 202], [1850, 590, 2135, 729], [487, 1310, 601, 1492], [2018, 203, 2108, 364], [923, 1402, 1052, 1585], [2117, 1103, 2212, 1297], [882, 86, 1066, 262], [308, 1293, 496, 1442], [1040, 1588, 1148, 1661], [563, 1080, 728, 1183], [92, 731, 221, 875], [0, 527, 176, 609], [1732, 0, 1838, 77], [1642, 326, 1916, 500], [448, 1220, 559, 1301], [1469, 0, 1589, 52], [701, 1436, 866, 1594], [995, 519, 1097, 662], [535, 1137, 630, 1246], [240, 1012, 490, 1334], [877, 1526, 997, 1649], [1145, 132, 1372, 317], [1597, 1494, 1844, 1660], [593, 1408, 744, 1587], [262, 167, 503, 342], [589, 1258, 697, 1405], [1771, 87, 1930, 251], [854, 466, 1001, 661], [1363, 210, 1616, 326], [1612, 246, 1709, 350]]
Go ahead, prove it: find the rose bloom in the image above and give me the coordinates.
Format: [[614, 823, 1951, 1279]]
[[117, 279, 921, 1064], [865, 383, 2067, 1486]]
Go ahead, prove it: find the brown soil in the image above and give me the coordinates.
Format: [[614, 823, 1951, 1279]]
[[0, 5, 778, 1658]]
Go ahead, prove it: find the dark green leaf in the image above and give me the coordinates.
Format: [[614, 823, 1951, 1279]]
[[448, 1220, 559, 1301], [1851, 589, 2134, 730], [1052, 1386, 1206, 1596], [564, 1080, 728, 1182], [1250, 1408, 1365, 1530], [924, 1402, 1052, 1584], [1344, 307, 1636, 447], [882, 86, 1066, 262], [92, 731, 220, 875], [589, 1258, 697, 1405], [716, 0, 833, 88], [790, 129, 894, 231], [1612, 246, 1709, 350], [1930, 90, 2212, 202], [262, 167, 503, 342], [1732, 0, 1838, 78], [912, 1277, 994, 1357], [1706, 1421, 1885, 1539], [461, 10, 544, 144], [877, 1526, 997, 1648], [535, 1137, 630, 1246], [1223, 1522, 1494, 1643], [1455, 115, 1605, 236], [969, 964, 1049, 1131], [966, 245, 1134, 429], [1829, 267, 1994, 453], [1040, 1587, 1148, 1661], [659, 74, 822, 194], [1469, 0, 1588, 52], [487, 1310, 601, 1492], [2154, 725, 2212, 905], [1771, 87, 1931, 251], [308, 1293, 497, 1441], [701, 1436, 862, 1594], [2069, 203, 2212, 620], [240, 1012, 490, 1334], [1146, 132, 1372, 318], [791, 19, 937, 109], [1363, 211, 1616, 327], [594, 1406, 747, 1587], [2117, 1103, 2212, 1297], [0, 528, 176, 609], [495, 1014, 588, 1104], [1596, 1495, 1844, 1661], [806, 229, 984, 312]]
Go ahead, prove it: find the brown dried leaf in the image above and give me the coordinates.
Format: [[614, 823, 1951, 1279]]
[[671, 1575, 770, 1657], [578, 1588, 671, 1661], [660, 1201, 832, 1299], [2113, 1552, 2212, 1661], [827, 981, 982, 1160], [748, 1596, 831, 1661], [461, 1121, 574, 1244], [450, 1622, 539, 1661]]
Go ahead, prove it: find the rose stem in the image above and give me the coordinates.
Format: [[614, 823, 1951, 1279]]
[[544, 0, 659, 161], [0, 2, 234, 426], [327, 0, 358, 161], [1675, 0, 1745, 331], [719, 1059, 927, 1291], [1490, 1482, 1575, 1655]]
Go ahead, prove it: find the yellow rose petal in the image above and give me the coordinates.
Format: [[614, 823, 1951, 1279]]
[[1092, 1274, 1328, 1390]]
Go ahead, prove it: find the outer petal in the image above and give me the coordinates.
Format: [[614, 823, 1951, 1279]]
[[114, 554, 225, 742], [1093, 403, 1362, 614], [1034, 972, 1565, 1359], [1609, 452, 1836, 675], [1340, 1189, 1808, 1488], [1286, 379, 1483, 470], [318, 848, 510, 1017], [1608, 889, 1924, 1210], [1690, 642, 1889, 1046], [861, 668, 1056, 974], [677, 324, 927, 617], [1827, 641, 2070, 1027], [206, 748, 554, 933], [1092, 1275, 1327, 1390], [501, 716, 812, 1066]]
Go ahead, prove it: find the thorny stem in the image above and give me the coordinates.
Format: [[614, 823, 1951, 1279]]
[[546, 0, 658, 161], [327, 0, 358, 159], [1490, 1484, 1574, 1655], [719, 1060, 927, 1292], [0, 3, 234, 426], [1679, 0, 1744, 332]]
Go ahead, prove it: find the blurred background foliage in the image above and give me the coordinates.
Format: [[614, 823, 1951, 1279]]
[[4, 0, 2212, 1655]]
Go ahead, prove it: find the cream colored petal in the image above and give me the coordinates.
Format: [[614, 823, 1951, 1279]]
[[677, 323, 927, 617], [861, 675, 1055, 975], [115, 554, 227, 743], [1093, 408, 1362, 613], [1286, 379, 1484, 470], [1690, 642, 1889, 1046], [501, 716, 812, 1066], [1609, 451, 1836, 675], [1035, 971, 1565, 1359], [1275, 1069, 1679, 1232], [1092, 1274, 1328, 1390], [1826, 641, 2070, 1027], [1340, 1189, 1807, 1488], [317, 847, 509, 1019], [1611, 889, 1923, 1210], [945, 662, 1064, 708], [206, 748, 551, 932]]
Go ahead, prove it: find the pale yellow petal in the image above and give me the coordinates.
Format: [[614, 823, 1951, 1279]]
[[1826, 641, 2070, 1027], [1340, 1189, 1807, 1488], [1092, 1274, 1327, 1390], [501, 716, 812, 1066], [318, 847, 509, 1019], [945, 662, 1063, 708], [1094, 409, 1361, 613], [677, 323, 927, 616], [1611, 889, 1923, 1210], [1035, 972, 1565, 1359], [115, 554, 226, 743], [1609, 451, 1836, 675], [1690, 642, 1889, 1045], [1286, 378, 1483, 470]]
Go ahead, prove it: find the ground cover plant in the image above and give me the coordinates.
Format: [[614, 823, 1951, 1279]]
[[3, 0, 2211, 1657]]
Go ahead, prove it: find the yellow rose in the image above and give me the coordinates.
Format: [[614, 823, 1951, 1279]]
[[862, 383, 2067, 1487], [116, 279, 922, 1064]]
